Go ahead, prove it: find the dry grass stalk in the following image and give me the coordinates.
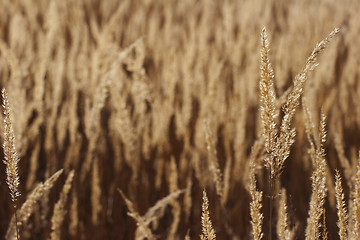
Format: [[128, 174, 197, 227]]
[[112, 97, 140, 183], [119, 189, 185, 240], [350, 155, 360, 238], [303, 104, 335, 210], [322, 209, 328, 240], [142, 189, 185, 226], [203, 118, 223, 201], [305, 113, 328, 240], [259, 27, 279, 240], [2, 88, 20, 204], [2, 88, 20, 240], [0, 0, 355, 239], [276, 189, 291, 240], [282, 28, 339, 122], [91, 158, 101, 225], [80, 65, 110, 182], [303, 104, 336, 210], [118, 190, 155, 240], [0, 41, 25, 153], [168, 157, 181, 239], [50, 170, 75, 240], [233, 78, 247, 182], [258, 29, 338, 239], [249, 143, 264, 240], [222, 153, 232, 206], [334, 170, 348, 240], [200, 189, 216, 240], [259, 27, 278, 177], [276, 28, 339, 179], [155, 152, 165, 190], [334, 127, 353, 186], [302, 98, 317, 157], [6, 169, 63, 240], [25, 140, 40, 191], [184, 175, 193, 224], [69, 191, 78, 237], [324, 164, 336, 209]]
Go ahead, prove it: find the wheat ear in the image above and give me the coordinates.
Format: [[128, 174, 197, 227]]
[[2, 88, 20, 240]]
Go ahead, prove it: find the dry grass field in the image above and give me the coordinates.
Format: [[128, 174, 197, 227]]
[[1, 0, 360, 239]]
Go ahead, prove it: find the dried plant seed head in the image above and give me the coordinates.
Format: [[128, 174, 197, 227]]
[[259, 27, 278, 177], [200, 189, 216, 240], [50, 170, 75, 240], [2, 88, 20, 204], [335, 170, 348, 240], [249, 144, 264, 240], [6, 169, 63, 240]]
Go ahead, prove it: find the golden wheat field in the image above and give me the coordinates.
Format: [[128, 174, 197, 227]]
[[1, 0, 360, 239]]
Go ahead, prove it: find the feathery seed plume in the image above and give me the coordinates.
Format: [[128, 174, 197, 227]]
[[50, 170, 75, 240], [2, 88, 20, 204], [200, 189, 216, 240], [335, 170, 348, 240], [259, 27, 278, 177]]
